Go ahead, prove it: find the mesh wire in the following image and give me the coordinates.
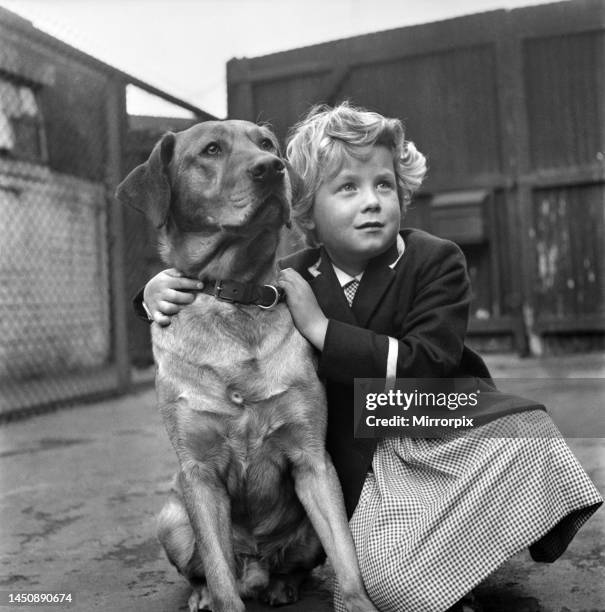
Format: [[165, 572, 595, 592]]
[[0, 70, 117, 416]]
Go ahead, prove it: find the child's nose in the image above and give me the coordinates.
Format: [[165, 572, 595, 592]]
[[361, 189, 381, 211]]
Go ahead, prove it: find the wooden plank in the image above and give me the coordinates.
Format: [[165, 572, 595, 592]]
[[230, 60, 329, 85], [237, 3, 605, 91], [227, 58, 256, 120], [324, 64, 353, 105], [510, 0, 605, 37], [251, 71, 327, 140], [334, 44, 503, 186], [468, 316, 519, 333], [242, 10, 506, 82], [485, 194, 502, 318], [492, 17, 520, 330], [520, 164, 605, 188], [500, 8, 532, 355], [407, 173, 510, 195], [523, 31, 603, 171], [531, 184, 605, 323], [600, 26, 605, 155], [533, 315, 605, 333]]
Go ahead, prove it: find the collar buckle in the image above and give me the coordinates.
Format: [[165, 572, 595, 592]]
[[213, 279, 234, 303]]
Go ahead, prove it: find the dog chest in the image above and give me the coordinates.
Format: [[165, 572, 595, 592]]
[[152, 300, 317, 411], [150, 299, 325, 539], [170, 390, 308, 534]]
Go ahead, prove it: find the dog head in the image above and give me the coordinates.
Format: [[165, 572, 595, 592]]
[[116, 120, 298, 276]]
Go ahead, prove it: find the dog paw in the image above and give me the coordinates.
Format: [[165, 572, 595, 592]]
[[238, 557, 269, 597], [188, 586, 212, 611], [259, 575, 300, 606]]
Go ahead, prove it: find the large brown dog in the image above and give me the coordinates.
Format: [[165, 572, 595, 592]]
[[117, 121, 377, 612]]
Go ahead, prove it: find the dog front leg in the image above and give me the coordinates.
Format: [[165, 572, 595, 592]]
[[292, 453, 378, 612], [179, 465, 245, 612]]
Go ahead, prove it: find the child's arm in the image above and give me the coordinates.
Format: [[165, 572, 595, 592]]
[[281, 240, 471, 383], [135, 269, 203, 326], [278, 268, 328, 349]]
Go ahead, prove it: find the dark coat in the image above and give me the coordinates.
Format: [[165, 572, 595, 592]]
[[279, 228, 543, 517]]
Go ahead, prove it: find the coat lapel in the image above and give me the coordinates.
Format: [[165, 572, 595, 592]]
[[351, 238, 401, 327], [308, 248, 359, 326], [283, 235, 405, 328]]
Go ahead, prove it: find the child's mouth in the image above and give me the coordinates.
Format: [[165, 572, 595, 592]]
[[356, 222, 384, 229]]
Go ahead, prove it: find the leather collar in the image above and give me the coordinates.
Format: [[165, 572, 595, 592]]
[[199, 278, 284, 309]]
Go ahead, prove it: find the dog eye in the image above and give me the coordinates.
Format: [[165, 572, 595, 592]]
[[259, 138, 275, 151], [202, 142, 221, 156]]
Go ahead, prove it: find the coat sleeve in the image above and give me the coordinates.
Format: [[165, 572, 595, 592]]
[[132, 287, 152, 322], [317, 240, 471, 383]]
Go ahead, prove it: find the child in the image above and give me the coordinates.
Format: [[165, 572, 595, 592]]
[[138, 103, 602, 612]]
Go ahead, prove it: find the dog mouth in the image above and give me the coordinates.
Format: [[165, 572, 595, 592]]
[[220, 192, 289, 233]]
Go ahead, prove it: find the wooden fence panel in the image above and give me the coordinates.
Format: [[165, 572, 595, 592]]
[[532, 185, 605, 323], [524, 31, 605, 170], [227, 0, 605, 354], [341, 45, 502, 184], [252, 72, 327, 140]]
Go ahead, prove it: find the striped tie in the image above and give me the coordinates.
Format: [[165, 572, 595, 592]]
[[343, 279, 359, 306]]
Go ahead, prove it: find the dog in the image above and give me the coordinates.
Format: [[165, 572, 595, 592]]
[[116, 120, 377, 612]]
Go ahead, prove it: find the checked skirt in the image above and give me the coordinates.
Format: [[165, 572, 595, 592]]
[[333, 409, 603, 612]]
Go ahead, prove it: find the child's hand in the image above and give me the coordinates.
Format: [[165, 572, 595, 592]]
[[278, 268, 328, 350], [143, 268, 202, 326]]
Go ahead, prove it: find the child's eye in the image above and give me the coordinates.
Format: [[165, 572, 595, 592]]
[[339, 182, 356, 192], [377, 180, 394, 190]]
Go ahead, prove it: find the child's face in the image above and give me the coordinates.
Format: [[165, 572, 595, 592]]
[[311, 145, 400, 275]]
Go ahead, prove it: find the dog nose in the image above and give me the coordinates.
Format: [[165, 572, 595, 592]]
[[249, 156, 285, 183]]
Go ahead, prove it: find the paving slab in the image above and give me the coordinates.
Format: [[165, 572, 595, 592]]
[[0, 353, 603, 611]]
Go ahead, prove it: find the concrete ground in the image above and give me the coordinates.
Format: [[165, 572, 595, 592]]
[[0, 353, 604, 612]]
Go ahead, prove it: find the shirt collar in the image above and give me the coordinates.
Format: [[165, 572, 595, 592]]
[[389, 233, 406, 269], [306, 233, 406, 280], [331, 265, 364, 287]]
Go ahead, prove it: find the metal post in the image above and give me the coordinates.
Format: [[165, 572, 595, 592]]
[[105, 76, 131, 391]]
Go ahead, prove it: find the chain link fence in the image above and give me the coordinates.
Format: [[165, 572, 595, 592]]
[[0, 9, 209, 418]]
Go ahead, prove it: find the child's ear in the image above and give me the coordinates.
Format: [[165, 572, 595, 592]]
[[298, 217, 316, 233], [303, 218, 315, 230]]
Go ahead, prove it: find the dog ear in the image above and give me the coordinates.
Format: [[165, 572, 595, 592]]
[[115, 132, 176, 229]]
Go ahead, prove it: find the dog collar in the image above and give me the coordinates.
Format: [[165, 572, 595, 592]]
[[200, 278, 285, 309]]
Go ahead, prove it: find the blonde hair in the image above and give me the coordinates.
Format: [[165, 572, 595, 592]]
[[286, 102, 427, 245]]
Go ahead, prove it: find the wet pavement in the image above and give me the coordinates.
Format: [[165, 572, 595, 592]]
[[1, 353, 604, 611]]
